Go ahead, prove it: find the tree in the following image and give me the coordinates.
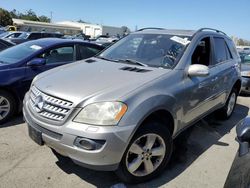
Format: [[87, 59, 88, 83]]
[[77, 19, 86, 23], [39, 15, 50, 23], [121, 26, 130, 35], [238, 38, 245, 46], [19, 9, 39, 21], [0, 8, 13, 26], [10, 9, 18, 19]]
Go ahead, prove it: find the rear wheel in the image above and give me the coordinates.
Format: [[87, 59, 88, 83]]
[[216, 88, 237, 120], [116, 120, 173, 183], [0, 90, 16, 125]]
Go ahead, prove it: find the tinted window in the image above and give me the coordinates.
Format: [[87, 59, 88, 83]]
[[79, 45, 102, 59], [28, 33, 42, 40], [39, 46, 74, 64], [192, 37, 211, 66], [214, 37, 228, 63], [226, 39, 239, 59], [0, 42, 7, 51]]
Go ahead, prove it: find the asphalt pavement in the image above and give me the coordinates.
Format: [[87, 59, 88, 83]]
[[0, 96, 249, 188]]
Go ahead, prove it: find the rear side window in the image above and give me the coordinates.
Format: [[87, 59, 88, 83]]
[[78, 45, 102, 59], [214, 37, 230, 63], [226, 38, 239, 60], [0, 42, 7, 51], [28, 33, 42, 40]]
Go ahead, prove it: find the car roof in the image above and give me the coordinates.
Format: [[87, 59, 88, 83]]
[[133, 28, 228, 38], [26, 38, 98, 47], [135, 29, 196, 37]]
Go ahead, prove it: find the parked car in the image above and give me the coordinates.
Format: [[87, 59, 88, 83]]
[[23, 28, 241, 183], [7, 32, 64, 44], [0, 39, 15, 51], [93, 41, 114, 48], [0, 31, 25, 39], [240, 54, 250, 94], [224, 117, 250, 188], [95, 35, 119, 43], [0, 38, 104, 124]]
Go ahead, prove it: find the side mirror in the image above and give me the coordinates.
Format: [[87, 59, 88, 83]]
[[236, 117, 250, 156], [27, 58, 46, 67], [188, 64, 209, 77]]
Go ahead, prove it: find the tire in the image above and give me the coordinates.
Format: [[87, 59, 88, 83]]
[[115, 120, 173, 183], [216, 88, 238, 120], [0, 90, 16, 125]]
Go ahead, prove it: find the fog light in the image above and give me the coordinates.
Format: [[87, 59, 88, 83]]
[[74, 137, 105, 150]]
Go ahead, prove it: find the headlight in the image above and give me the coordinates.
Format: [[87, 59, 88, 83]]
[[241, 71, 250, 77], [73, 102, 127, 126]]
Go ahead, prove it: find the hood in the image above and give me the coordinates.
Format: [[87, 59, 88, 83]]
[[34, 58, 169, 106]]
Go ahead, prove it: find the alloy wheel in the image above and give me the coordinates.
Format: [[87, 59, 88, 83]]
[[0, 96, 10, 121], [125, 133, 166, 177], [227, 92, 236, 117]]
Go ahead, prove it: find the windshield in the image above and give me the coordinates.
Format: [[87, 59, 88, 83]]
[[99, 33, 190, 69], [18, 32, 29, 39], [0, 41, 44, 64]]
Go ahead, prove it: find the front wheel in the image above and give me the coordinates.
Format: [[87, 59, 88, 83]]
[[216, 89, 237, 120], [116, 120, 173, 183], [0, 90, 16, 125]]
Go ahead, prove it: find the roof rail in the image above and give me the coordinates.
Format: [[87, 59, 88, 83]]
[[196, 28, 227, 36], [137, 27, 165, 32]]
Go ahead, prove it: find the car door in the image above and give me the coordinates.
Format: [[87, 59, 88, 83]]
[[183, 36, 222, 124], [212, 37, 239, 104], [40, 45, 76, 72], [25, 44, 76, 89]]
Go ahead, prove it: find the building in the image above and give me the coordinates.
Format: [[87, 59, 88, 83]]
[[12, 18, 82, 35], [56, 21, 124, 38]]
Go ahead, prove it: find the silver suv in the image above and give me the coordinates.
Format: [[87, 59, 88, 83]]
[[23, 28, 241, 183]]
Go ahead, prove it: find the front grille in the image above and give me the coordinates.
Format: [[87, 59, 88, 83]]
[[29, 86, 73, 121]]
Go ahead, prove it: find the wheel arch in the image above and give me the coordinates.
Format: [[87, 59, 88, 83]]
[[232, 79, 241, 95], [0, 86, 20, 109]]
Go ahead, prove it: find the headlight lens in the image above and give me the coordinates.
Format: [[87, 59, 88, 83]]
[[73, 102, 127, 126], [241, 71, 250, 77]]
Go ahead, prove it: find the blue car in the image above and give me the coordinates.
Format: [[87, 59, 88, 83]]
[[0, 38, 104, 124]]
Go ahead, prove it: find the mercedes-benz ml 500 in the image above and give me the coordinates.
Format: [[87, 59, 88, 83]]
[[23, 28, 241, 183]]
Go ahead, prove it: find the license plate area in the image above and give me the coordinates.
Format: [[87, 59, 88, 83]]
[[28, 125, 44, 146]]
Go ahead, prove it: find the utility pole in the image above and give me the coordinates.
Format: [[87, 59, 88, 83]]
[[50, 11, 53, 23]]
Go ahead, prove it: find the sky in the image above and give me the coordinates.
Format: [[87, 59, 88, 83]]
[[0, 0, 249, 40]]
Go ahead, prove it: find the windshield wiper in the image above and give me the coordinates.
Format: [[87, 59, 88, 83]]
[[96, 56, 117, 62], [116, 59, 148, 67]]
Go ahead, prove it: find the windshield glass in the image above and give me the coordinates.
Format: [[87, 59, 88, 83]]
[[0, 41, 44, 64], [99, 33, 190, 69], [18, 32, 29, 39]]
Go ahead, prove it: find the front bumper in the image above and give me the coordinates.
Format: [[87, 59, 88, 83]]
[[23, 94, 135, 171], [241, 77, 250, 94]]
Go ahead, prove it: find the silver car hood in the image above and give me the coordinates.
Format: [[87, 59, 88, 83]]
[[34, 58, 169, 106]]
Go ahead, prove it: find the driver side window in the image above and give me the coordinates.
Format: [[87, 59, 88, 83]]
[[191, 37, 211, 66], [38, 46, 74, 64]]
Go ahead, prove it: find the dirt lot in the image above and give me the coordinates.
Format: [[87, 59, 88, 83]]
[[0, 96, 249, 188]]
